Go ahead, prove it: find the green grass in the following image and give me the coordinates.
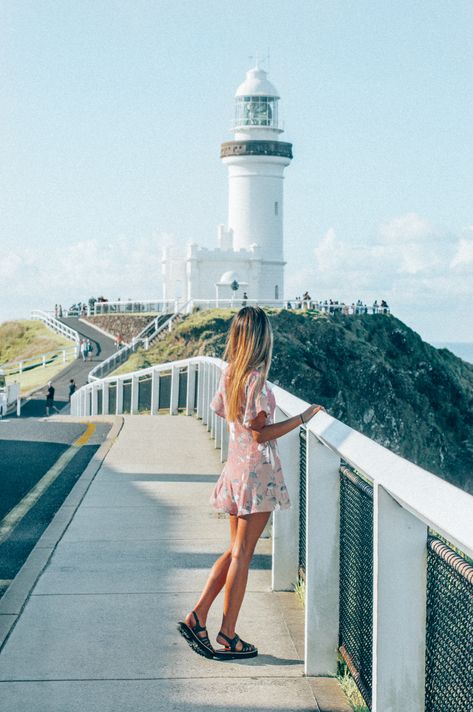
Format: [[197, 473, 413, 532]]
[[337, 658, 369, 712], [0, 320, 71, 365], [6, 350, 76, 395]]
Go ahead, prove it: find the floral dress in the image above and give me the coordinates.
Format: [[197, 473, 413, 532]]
[[209, 367, 291, 516]]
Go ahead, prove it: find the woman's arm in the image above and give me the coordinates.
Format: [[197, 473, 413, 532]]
[[249, 404, 325, 444]]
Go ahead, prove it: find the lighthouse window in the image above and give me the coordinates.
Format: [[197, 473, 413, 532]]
[[274, 201, 279, 216], [275, 285, 279, 299], [234, 96, 279, 129]]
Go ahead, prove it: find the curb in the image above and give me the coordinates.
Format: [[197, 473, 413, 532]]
[[0, 415, 124, 650]]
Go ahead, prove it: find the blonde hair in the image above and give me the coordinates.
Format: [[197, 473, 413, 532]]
[[223, 306, 273, 422]]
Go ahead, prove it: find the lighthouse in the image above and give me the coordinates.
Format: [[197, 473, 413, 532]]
[[220, 65, 293, 299], [162, 64, 293, 304]]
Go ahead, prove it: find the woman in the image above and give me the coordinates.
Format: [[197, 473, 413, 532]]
[[178, 306, 324, 660]]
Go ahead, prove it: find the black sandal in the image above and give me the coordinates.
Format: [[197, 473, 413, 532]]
[[214, 631, 258, 659], [177, 611, 215, 659]]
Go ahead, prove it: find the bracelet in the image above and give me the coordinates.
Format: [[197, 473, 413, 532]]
[[300, 413, 304, 424]]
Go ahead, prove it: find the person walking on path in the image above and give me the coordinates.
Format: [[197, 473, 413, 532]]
[[68, 379, 76, 402], [86, 339, 93, 361], [80, 339, 87, 361], [178, 306, 325, 660], [45, 381, 57, 416]]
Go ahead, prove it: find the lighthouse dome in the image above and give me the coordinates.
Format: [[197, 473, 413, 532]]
[[235, 67, 279, 98], [219, 270, 240, 285]]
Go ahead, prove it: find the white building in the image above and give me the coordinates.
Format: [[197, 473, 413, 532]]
[[162, 64, 292, 304]]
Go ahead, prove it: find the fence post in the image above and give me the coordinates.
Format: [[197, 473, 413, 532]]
[[220, 418, 229, 462], [19, 361, 23, 373], [271, 405, 300, 591], [186, 363, 196, 415], [304, 431, 341, 676], [91, 385, 98, 416], [151, 369, 160, 415], [196, 362, 204, 419], [131, 375, 139, 414], [62, 350, 66, 363], [170, 366, 179, 415], [201, 363, 209, 426], [371, 485, 427, 712], [116, 379, 123, 415], [42, 355, 46, 367], [103, 382, 109, 415]]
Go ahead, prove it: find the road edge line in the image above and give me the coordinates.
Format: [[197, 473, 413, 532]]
[[0, 415, 124, 651]]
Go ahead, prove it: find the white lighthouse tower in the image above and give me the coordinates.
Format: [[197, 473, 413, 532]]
[[220, 64, 293, 299], [162, 64, 292, 304]]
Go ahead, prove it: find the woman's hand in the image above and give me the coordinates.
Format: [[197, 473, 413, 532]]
[[301, 404, 326, 423]]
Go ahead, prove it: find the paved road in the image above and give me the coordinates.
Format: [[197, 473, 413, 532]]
[[16, 317, 116, 418], [0, 418, 111, 599]]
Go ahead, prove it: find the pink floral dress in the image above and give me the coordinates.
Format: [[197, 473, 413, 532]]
[[209, 367, 291, 516]]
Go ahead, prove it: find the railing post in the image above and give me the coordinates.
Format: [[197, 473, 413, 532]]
[[371, 485, 427, 712], [186, 363, 196, 415], [116, 379, 123, 415], [201, 363, 209, 426], [91, 385, 98, 416], [304, 431, 341, 676], [196, 362, 204, 419], [103, 382, 109, 415], [170, 366, 179, 415], [206, 363, 213, 432], [220, 418, 228, 462], [271, 406, 300, 591], [62, 349, 66, 363], [19, 361, 23, 373], [210, 367, 217, 439], [151, 368, 160, 415], [131, 375, 139, 414], [42, 355, 46, 367]]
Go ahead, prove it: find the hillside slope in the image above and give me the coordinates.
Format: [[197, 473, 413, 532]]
[[0, 320, 71, 364], [115, 309, 473, 493]]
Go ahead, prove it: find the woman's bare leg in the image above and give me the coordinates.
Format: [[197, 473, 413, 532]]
[[184, 515, 238, 637], [217, 511, 271, 650]]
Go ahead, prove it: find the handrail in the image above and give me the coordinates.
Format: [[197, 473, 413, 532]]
[[1, 345, 78, 375], [31, 310, 81, 346]]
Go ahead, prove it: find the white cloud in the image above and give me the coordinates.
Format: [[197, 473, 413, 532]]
[[287, 213, 473, 341], [0, 232, 176, 322]]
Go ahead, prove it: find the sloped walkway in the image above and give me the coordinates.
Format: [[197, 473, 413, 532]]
[[0, 415, 350, 711], [17, 318, 116, 417]]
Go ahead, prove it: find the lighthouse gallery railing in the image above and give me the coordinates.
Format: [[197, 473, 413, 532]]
[[70, 356, 473, 712]]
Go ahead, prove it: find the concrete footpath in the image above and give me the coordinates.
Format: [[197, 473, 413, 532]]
[[0, 415, 350, 712]]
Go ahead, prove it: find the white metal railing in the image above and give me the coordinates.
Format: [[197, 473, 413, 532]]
[[70, 354, 472, 711], [87, 305, 189, 382], [91, 297, 392, 316], [1, 345, 78, 376], [93, 299, 178, 315], [31, 310, 81, 351]]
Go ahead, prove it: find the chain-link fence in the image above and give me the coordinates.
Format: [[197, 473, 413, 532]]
[[339, 464, 374, 709], [425, 535, 473, 711]]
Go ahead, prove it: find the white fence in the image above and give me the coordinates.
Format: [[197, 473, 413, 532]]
[[71, 355, 473, 711], [31, 310, 80, 350], [2, 346, 78, 376]]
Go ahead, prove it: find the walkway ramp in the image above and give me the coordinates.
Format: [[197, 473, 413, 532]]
[[0, 415, 348, 711], [17, 318, 116, 417]]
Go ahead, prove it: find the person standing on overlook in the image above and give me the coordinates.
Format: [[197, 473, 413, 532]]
[[178, 306, 325, 660]]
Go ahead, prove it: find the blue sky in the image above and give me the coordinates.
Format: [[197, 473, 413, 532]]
[[1, 0, 472, 342]]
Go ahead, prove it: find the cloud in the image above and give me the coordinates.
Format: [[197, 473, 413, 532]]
[[1, 232, 176, 322], [287, 213, 473, 341]]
